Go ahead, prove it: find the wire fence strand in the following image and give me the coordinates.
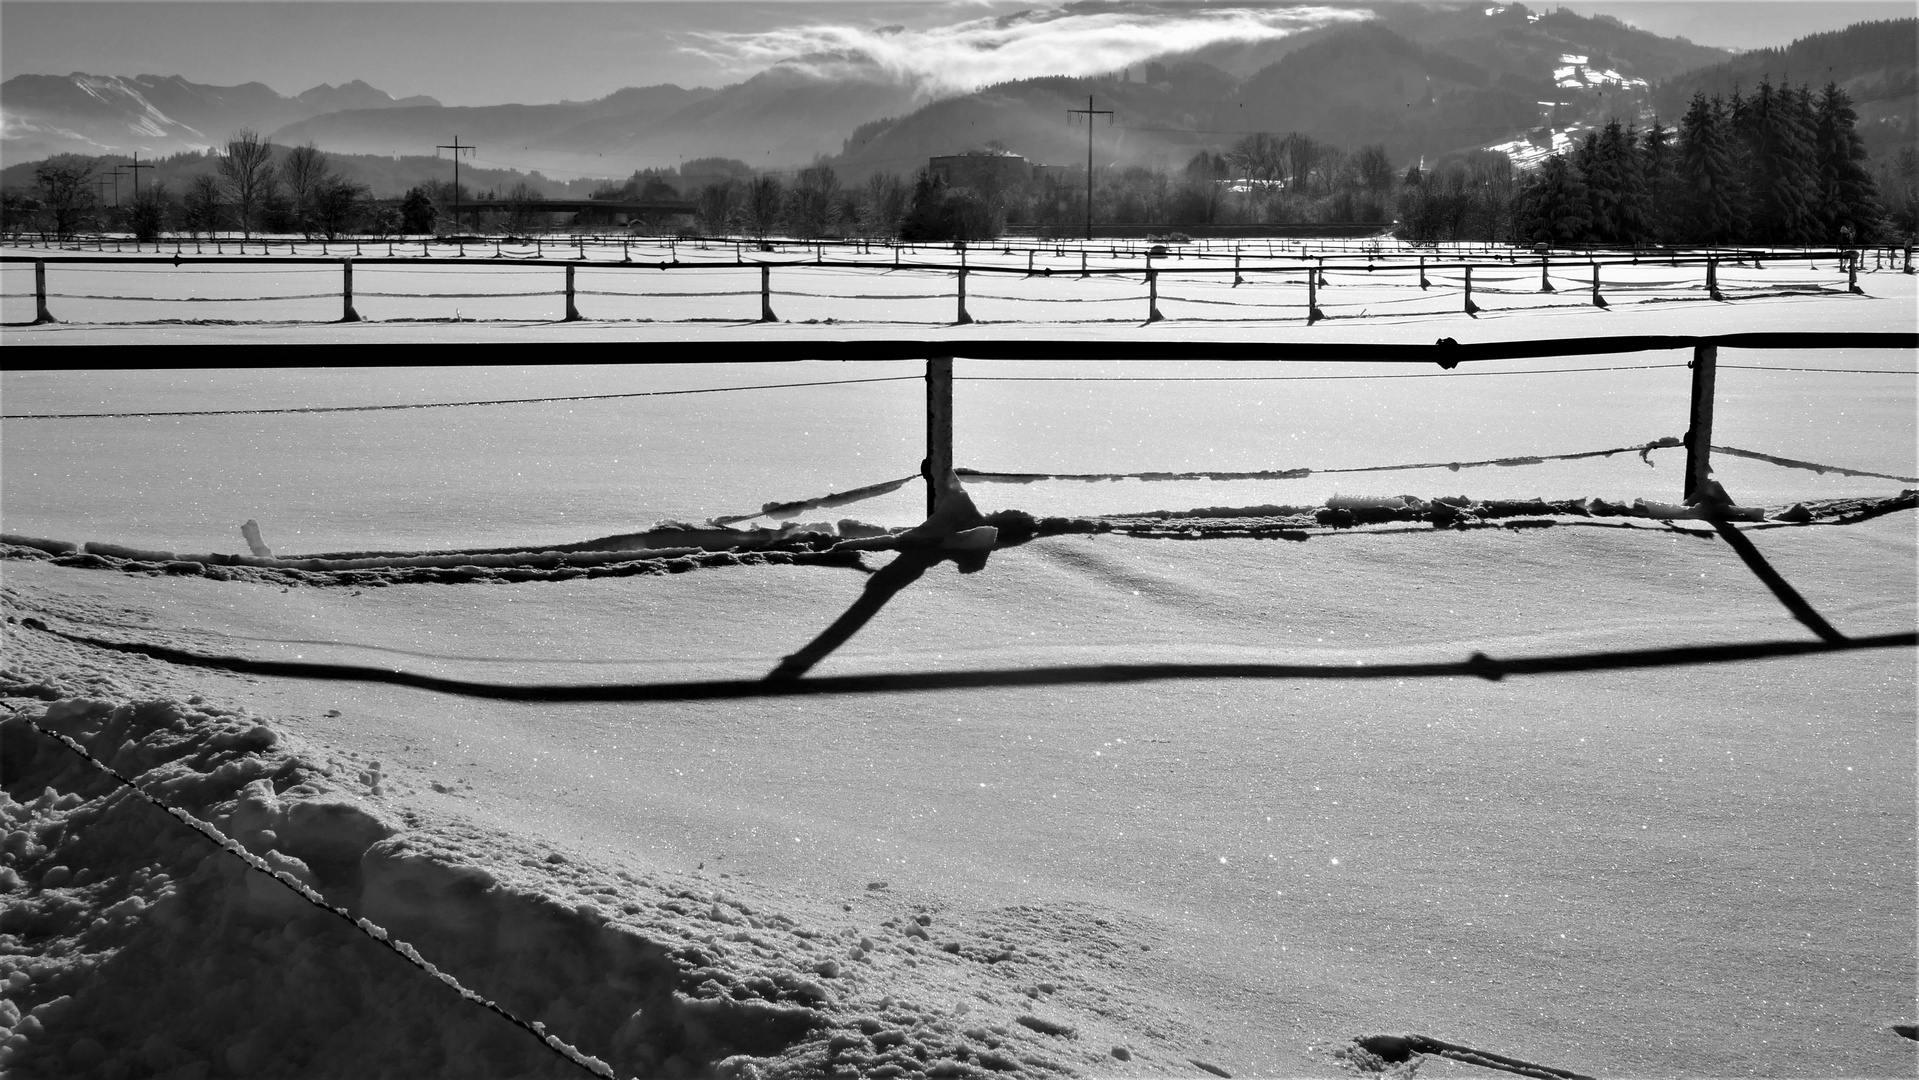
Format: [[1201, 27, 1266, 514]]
[[1, 376, 921, 420]]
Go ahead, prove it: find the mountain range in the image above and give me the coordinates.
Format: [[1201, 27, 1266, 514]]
[[3, 3, 1911, 191], [0, 74, 439, 163]]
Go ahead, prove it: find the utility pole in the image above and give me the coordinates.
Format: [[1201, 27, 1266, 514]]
[[102, 166, 130, 207], [1067, 95, 1113, 241], [436, 136, 476, 232], [126, 152, 154, 201]]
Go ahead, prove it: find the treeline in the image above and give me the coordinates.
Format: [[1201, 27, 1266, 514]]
[[1509, 79, 1900, 247], [668, 133, 1404, 242], [1, 130, 428, 240], [6, 81, 1909, 246]]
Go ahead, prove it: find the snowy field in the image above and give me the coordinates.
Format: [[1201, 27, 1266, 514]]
[[2, 240, 1915, 1079]]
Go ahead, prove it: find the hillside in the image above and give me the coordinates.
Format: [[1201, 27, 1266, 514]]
[[1650, 19, 1917, 162], [832, 6, 1733, 184]]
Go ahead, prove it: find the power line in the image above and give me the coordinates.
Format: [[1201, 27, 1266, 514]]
[[0, 375, 920, 420]]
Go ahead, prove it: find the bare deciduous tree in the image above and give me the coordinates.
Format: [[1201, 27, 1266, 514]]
[[184, 174, 223, 236], [744, 176, 784, 239], [788, 161, 842, 238], [860, 173, 909, 236], [1355, 144, 1397, 194], [311, 178, 369, 239], [129, 181, 170, 241], [218, 129, 277, 237], [34, 155, 98, 239], [501, 180, 547, 234], [280, 142, 331, 236], [694, 180, 741, 235]]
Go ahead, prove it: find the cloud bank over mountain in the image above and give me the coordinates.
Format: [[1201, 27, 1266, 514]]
[[678, 2, 1374, 96]]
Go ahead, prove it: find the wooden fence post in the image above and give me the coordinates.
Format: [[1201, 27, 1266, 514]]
[[925, 357, 954, 517], [1706, 257, 1725, 301], [32, 260, 55, 324], [956, 267, 973, 325], [1146, 268, 1164, 322], [1463, 265, 1479, 315], [1590, 262, 1607, 308], [1846, 251, 1864, 295], [759, 264, 776, 323], [340, 260, 362, 323], [1418, 255, 1430, 289], [1539, 256, 1554, 293], [563, 264, 582, 321], [1684, 343, 1718, 504], [1307, 266, 1324, 324]]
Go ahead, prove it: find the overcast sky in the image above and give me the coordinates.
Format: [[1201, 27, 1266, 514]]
[[2, 1, 1910, 107]]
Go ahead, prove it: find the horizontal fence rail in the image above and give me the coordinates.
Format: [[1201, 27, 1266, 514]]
[[6, 332, 1913, 367]]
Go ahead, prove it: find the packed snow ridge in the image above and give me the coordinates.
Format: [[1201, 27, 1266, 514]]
[[0, 675, 1207, 1078]]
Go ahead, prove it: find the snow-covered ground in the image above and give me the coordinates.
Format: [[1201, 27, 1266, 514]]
[[2, 240, 1915, 1079]]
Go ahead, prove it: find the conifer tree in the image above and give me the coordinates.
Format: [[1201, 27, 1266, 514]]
[[1813, 81, 1883, 242], [1739, 77, 1821, 243], [1679, 92, 1746, 243], [1641, 119, 1683, 244], [1516, 153, 1592, 245], [1569, 134, 1605, 243], [1611, 120, 1652, 244]]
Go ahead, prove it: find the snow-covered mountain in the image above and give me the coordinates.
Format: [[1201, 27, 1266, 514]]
[[0, 73, 439, 164]]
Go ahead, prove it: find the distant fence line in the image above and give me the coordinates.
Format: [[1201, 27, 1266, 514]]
[[5, 230, 1914, 269], [4, 244, 1904, 328]]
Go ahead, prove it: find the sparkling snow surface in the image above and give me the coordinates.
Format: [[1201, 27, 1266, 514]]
[[1, 240, 1915, 1079]]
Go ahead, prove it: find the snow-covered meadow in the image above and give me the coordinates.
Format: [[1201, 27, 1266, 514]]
[[2, 238, 1915, 1079]]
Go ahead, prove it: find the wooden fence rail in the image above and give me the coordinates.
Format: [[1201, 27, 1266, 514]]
[[6, 331, 1911, 516]]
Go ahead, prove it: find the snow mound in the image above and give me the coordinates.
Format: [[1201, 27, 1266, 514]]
[[0, 692, 1189, 1079]]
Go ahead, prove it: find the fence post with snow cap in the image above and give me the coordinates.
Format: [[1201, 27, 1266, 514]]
[[32, 260, 54, 324], [759, 265, 776, 323], [924, 357, 954, 517], [1684, 343, 1718, 504], [563, 265, 581, 322], [340, 260, 361, 323]]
